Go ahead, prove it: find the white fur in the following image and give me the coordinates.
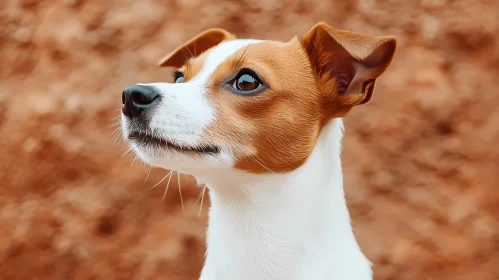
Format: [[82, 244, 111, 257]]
[[191, 39, 263, 84], [196, 119, 371, 280], [122, 39, 372, 280]]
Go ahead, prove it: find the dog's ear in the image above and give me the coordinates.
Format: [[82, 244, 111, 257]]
[[158, 28, 236, 68], [301, 22, 396, 110]]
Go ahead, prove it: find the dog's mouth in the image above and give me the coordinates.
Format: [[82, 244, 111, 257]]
[[128, 132, 220, 154]]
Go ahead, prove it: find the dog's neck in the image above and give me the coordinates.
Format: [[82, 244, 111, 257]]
[[194, 119, 372, 280]]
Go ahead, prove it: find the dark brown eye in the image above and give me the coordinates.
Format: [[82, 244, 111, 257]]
[[233, 73, 260, 91], [225, 69, 266, 95], [231, 69, 265, 93]]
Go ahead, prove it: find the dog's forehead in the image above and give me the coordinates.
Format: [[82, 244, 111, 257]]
[[190, 39, 263, 83]]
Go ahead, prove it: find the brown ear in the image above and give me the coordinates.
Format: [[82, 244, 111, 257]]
[[158, 28, 236, 68], [301, 22, 396, 110]]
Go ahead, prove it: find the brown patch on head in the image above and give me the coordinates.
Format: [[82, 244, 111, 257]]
[[177, 23, 396, 174], [199, 39, 324, 174]]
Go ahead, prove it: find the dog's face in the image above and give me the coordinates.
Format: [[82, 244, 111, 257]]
[[121, 23, 396, 174]]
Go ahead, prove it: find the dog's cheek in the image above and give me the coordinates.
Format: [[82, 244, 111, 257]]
[[234, 119, 320, 174]]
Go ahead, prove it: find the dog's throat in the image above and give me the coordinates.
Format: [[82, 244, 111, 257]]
[[198, 119, 372, 280]]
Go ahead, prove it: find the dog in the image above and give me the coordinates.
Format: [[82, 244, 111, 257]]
[[120, 22, 396, 280]]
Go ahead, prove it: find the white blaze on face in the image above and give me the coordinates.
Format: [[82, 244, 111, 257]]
[[190, 39, 262, 83]]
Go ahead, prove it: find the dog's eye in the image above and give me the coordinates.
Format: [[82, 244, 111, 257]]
[[227, 69, 265, 95], [234, 73, 260, 91], [175, 76, 184, 83], [172, 71, 184, 83]]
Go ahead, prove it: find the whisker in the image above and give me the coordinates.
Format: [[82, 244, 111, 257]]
[[116, 134, 124, 146], [109, 122, 120, 128], [145, 166, 153, 182], [251, 154, 275, 174], [178, 52, 189, 65], [111, 133, 119, 145], [111, 126, 122, 135], [114, 125, 125, 146], [166, 35, 195, 60], [177, 172, 185, 213], [111, 126, 121, 138], [121, 145, 134, 157], [192, 185, 205, 209], [110, 127, 122, 145], [198, 186, 206, 218], [162, 170, 175, 201], [150, 170, 173, 190], [232, 146, 275, 173], [130, 156, 137, 167]]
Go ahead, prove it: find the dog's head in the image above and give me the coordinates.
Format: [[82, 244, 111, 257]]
[[120, 22, 396, 175]]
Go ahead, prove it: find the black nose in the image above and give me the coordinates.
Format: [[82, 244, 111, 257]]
[[122, 85, 160, 118]]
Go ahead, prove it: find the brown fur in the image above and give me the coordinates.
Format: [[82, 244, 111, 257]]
[[301, 22, 397, 119], [158, 23, 397, 174], [182, 52, 207, 82], [200, 40, 323, 173]]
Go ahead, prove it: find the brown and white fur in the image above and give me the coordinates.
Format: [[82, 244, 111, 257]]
[[120, 22, 397, 280]]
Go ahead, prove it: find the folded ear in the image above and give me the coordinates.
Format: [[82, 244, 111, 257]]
[[301, 22, 396, 110], [158, 28, 236, 68]]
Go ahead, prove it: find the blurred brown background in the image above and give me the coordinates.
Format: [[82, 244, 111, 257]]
[[1, 0, 499, 279]]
